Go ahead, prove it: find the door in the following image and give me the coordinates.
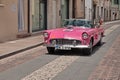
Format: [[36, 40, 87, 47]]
[[94, 26, 102, 44], [32, 0, 39, 32], [18, 0, 24, 32], [61, 0, 69, 24], [52, 0, 57, 27], [72, 0, 75, 18], [93, 4, 96, 20], [40, 0, 47, 30], [32, 0, 47, 32]]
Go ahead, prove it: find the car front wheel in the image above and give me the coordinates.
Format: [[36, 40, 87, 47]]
[[83, 40, 93, 55], [47, 47, 55, 54]]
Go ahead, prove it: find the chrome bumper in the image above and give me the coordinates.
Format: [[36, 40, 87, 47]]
[[44, 44, 90, 49]]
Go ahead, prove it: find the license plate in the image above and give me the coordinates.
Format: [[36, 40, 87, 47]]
[[55, 45, 71, 50]]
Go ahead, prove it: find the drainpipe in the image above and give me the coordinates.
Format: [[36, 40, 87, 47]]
[[28, 0, 30, 33], [109, 0, 111, 21], [92, 0, 94, 22], [84, 0, 85, 19], [118, 0, 120, 19]]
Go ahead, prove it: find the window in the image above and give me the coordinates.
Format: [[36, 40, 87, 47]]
[[114, 0, 119, 4]]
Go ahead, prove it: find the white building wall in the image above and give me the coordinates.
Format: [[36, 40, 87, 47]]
[[85, 0, 92, 20]]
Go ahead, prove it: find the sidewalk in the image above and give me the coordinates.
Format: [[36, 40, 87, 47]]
[[0, 35, 44, 59], [104, 20, 120, 25]]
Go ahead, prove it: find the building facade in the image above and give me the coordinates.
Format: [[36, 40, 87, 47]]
[[93, 0, 105, 21], [85, 0, 92, 20], [0, 0, 28, 42], [0, 0, 73, 42], [0, 0, 120, 42], [110, 0, 120, 20], [93, 0, 120, 21], [73, 0, 85, 19], [104, 0, 111, 21]]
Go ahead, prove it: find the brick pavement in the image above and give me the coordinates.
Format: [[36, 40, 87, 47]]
[[88, 35, 120, 80]]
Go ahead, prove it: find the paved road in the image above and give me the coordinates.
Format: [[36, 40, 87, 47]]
[[0, 22, 120, 80]]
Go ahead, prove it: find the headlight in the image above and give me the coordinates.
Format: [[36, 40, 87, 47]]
[[44, 32, 49, 38], [51, 40, 56, 45], [82, 32, 89, 39]]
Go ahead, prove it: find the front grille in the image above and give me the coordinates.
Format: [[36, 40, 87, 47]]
[[50, 39, 81, 45]]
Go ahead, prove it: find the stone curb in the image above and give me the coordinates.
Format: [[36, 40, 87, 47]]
[[0, 42, 44, 59]]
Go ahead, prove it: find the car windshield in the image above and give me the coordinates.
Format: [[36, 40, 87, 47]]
[[63, 20, 75, 26], [63, 19, 93, 28]]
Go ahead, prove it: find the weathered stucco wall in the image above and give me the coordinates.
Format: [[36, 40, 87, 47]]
[[0, 0, 18, 42]]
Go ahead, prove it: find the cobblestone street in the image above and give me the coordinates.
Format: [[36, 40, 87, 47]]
[[89, 35, 120, 80], [0, 0, 120, 79], [0, 21, 120, 80]]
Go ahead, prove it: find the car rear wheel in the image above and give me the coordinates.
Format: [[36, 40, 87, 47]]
[[47, 47, 55, 54], [97, 36, 102, 46], [83, 40, 93, 55]]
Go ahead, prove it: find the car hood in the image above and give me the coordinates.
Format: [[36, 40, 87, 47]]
[[49, 27, 90, 40]]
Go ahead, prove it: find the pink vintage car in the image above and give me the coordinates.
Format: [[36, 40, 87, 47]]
[[43, 19, 104, 55]]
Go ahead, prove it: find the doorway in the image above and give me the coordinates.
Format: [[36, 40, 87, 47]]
[[32, 0, 47, 32], [18, 0, 24, 32], [61, 0, 69, 22], [72, 0, 76, 18]]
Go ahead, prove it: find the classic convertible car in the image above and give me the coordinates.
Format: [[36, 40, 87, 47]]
[[43, 19, 104, 55]]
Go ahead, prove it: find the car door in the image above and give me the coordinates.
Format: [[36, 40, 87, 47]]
[[93, 25, 101, 45], [96, 25, 102, 43]]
